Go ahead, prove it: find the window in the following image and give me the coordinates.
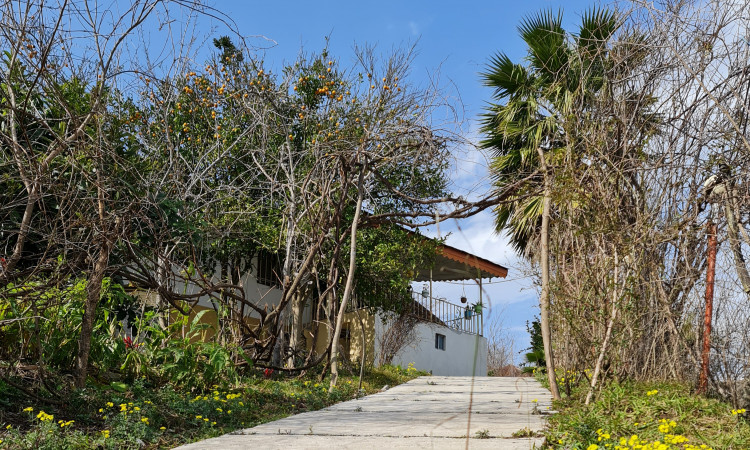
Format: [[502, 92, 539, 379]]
[[256, 250, 281, 287], [435, 333, 446, 351]]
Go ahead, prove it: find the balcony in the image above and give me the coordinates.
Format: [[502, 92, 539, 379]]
[[408, 292, 483, 336]]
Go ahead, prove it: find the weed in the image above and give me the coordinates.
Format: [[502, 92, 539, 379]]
[[512, 427, 539, 438], [474, 429, 490, 439]]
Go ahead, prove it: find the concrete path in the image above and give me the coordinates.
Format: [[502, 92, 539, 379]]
[[175, 376, 552, 449]]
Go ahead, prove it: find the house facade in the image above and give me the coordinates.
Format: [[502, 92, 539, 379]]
[[131, 241, 508, 376]]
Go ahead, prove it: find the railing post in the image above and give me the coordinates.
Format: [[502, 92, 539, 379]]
[[479, 278, 483, 337]]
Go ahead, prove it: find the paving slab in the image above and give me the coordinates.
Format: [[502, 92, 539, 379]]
[[175, 376, 552, 449]]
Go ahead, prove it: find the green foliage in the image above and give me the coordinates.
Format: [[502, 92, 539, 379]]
[[481, 7, 621, 254], [213, 36, 243, 62], [520, 319, 544, 374], [545, 380, 750, 449], [0, 277, 133, 373], [354, 226, 439, 314], [120, 309, 239, 390], [0, 365, 422, 449]]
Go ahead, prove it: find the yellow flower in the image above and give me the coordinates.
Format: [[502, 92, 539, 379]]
[[106, 402, 114, 407], [196, 415, 202, 419], [587, 445, 599, 450], [647, 389, 659, 396], [36, 411, 54, 422], [160, 426, 166, 430], [141, 418, 149, 425]]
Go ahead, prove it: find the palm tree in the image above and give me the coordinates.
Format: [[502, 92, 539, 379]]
[[481, 8, 619, 400]]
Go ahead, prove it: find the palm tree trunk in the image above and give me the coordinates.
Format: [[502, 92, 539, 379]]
[[538, 147, 561, 400]]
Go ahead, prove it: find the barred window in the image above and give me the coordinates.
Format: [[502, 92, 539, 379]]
[[435, 333, 446, 351], [256, 250, 281, 287]]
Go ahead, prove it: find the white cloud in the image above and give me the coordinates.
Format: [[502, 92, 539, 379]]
[[408, 21, 419, 36]]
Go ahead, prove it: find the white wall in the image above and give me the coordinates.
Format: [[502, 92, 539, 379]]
[[157, 258, 283, 318], [377, 319, 488, 376]]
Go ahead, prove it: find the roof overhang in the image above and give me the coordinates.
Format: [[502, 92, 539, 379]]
[[413, 242, 508, 282]]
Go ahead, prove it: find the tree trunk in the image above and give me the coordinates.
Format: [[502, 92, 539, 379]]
[[537, 147, 561, 400], [723, 187, 750, 294], [287, 289, 306, 368], [356, 308, 366, 391], [585, 250, 619, 405], [698, 219, 718, 394], [75, 241, 113, 388], [330, 166, 366, 391]]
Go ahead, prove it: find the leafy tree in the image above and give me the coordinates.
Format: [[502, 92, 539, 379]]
[[481, 8, 620, 399]]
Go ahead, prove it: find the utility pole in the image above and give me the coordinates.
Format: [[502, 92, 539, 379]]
[[698, 216, 718, 394]]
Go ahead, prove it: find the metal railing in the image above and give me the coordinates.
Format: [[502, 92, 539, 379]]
[[408, 292, 482, 336]]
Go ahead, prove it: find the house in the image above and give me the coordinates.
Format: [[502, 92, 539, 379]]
[[128, 240, 508, 377], [369, 242, 508, 376]]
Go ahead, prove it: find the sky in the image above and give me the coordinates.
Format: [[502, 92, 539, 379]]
[[197, 0, 595, 361]]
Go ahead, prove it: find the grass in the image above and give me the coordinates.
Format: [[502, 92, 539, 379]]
[[0, 364, 426, 449], [542, 372, 750, 449]]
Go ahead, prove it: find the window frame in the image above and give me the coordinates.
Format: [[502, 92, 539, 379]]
[[435, 333, 446, 351]]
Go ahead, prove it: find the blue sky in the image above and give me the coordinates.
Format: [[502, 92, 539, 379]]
[[200, 0, 595, 360]]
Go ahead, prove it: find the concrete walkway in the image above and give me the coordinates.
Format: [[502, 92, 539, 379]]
[[175, 376, 552, 449]]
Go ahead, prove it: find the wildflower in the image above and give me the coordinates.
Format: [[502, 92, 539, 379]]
[[196, 415, 202, 419], [101, 429, 110, 439], [160, 427, 166, 430], [732, 408, 747, 415], [141, 417, 149, 425], [134, 407, 141, 411], [5, 425, 11, 429], [586, 445, 599, 450], [23, 407, 33, 412], [36, 411, 54, 422], [647, 389, 659, 396], [106, 402, 114, 407]]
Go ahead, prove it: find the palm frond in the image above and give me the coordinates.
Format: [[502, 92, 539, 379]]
[[518, 9, 568, 81], [482, 53, 535, 100], [577, 7, 619, 55]]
